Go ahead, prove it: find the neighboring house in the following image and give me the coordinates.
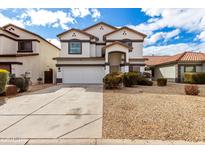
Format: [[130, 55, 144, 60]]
[[54, 22, 147, 84], [0, 24, 60, 84], [145, 52, 205, 82]]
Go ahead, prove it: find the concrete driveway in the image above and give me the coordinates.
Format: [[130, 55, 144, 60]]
[[0, 85, 103, 144]]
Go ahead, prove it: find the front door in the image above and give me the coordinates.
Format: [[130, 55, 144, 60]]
[[108, 52, 125, 73], [44, 69, 53, 84], [110, 65, 120, 73]]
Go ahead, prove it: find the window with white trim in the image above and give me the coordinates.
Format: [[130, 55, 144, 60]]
[[68, 42, 82, 54]]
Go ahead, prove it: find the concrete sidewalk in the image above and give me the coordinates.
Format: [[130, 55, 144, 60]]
[[0, 138, 204, 145], [0, 85, 103, 140]]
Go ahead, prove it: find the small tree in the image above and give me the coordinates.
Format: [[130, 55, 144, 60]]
[[185, 85, 200, 95], [157, 78, 167, 86], [103, 72, 123, 89], [123, 72, 139, 87], [0, 69, 9, 94]]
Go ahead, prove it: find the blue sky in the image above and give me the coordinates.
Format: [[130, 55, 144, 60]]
[[0, 8, 205, 55]]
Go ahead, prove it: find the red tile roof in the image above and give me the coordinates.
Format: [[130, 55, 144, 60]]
[[180, 52, 205, 61], [144, 56, 171, 66], [145, 52, 205, 66]]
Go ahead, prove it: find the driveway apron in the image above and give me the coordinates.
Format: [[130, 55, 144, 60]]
[[0, 85, 103, 139]]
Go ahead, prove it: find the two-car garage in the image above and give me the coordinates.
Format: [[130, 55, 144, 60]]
[[62, 66, 105, 84]]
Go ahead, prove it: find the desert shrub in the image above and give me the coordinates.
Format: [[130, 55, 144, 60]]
[[103, 72, 123, 89], [144, 80, 153, 86], [184, 72, 205, 84], [37, 77, 43, 84], [9, 77, 29, 92], [0, 69, 9, 94], [142, 72, 151, 78], [184, 85, 200, 95], [137, 76, 153, 86], [157, 78, 167, 86], [123, 72, 139, 87]]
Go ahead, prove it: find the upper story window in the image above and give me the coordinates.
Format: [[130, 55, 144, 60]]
[[68, 42, 82, 54], [18, 40, 32, 52]]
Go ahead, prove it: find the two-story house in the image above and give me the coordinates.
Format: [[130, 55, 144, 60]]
[[54, 22, 147, 84], [0, 24, 60, 84]]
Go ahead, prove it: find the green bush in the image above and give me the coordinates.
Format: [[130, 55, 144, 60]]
[[142, 72, 151, 78], [184, 72, 205, 84], [0, 69, 9, 94], [123, 72, 139, 87], [157, 78, 167, 86], [103, 72, 123, 89], [137, 76, 153, 86], [9, 77, 29, 92], [184, 85, 200, 95]]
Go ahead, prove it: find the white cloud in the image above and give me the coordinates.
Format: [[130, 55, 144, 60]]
[[71, 8, 91, 18], [127, 9, 205, 55], [145, 29, 180, 45], [128, 9, 205, 36], [143, 42, 205, 56], [196, 31, 205, 42], [46, 38, 61, 48], [90, 8, 101, 21], [141, 8, 164, 17], [21, 9, 75, 30], [0, 13, 25, 27], [70, 8, 101, 21], [18, 8, 101, 30]]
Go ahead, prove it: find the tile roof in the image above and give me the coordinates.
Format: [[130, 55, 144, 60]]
[[144, 56, 171, 66], [145, 52, 205, 66]]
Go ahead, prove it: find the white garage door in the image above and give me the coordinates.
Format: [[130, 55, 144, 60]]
[[62, 66, 105, 84]]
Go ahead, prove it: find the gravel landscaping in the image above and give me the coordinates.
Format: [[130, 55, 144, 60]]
[[103, 83, 205, 141]]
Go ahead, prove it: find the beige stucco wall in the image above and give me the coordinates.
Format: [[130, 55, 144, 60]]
[[56, 59, 104, 65], [0, 25, 59, 84], [59, 30, 90, 40], [105, 29, 144, 59], [1, 26, 41, 54], [58, 24, 145, 61], [11, 56, 41, 83], [0, 29, 18, 38], [96, 45, 104, 57], [59, 30, 92, 57], [0, 36, 40, 54], [10, 41, 58, 84], [0, 36, 17, 54], [105, 44, 129, 63], [128, 42, 143, 57], [5, 26, 41, 40], [106, 28, 144, 40], [39, 41, 59, 83], [154, 64, 177, 81], [90, 44, 96, 57], [60, 42, 90, 57], [84, 23, 115, 42]]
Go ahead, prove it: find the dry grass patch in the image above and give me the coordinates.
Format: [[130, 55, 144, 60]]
[[103, 85, 205, 142]]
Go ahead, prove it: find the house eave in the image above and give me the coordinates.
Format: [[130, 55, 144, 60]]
[[53, 57, 105, 61], [0, 53, 39, 57]]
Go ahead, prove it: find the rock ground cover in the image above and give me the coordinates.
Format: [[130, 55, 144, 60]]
[[103, 83, 205, 141]]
